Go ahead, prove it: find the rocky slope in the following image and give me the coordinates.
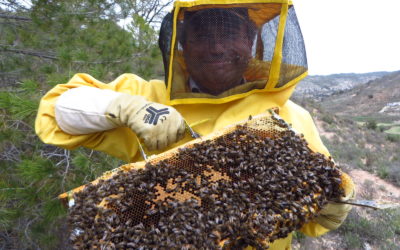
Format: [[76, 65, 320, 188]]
[[319, 71, 400, 117], [293, 71, 390, 100]]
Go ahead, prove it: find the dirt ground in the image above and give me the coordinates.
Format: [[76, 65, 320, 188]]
[[349, 169, 400, 202]]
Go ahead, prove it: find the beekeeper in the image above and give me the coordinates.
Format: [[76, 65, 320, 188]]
[[35, 0, 355, 248]]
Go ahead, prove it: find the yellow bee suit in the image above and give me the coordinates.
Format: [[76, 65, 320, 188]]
[[35, 73, 346, 249]]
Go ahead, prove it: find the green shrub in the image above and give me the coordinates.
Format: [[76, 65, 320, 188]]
[[360, 179, 375, 199], [366, 120, 377, 130], [387, 162, 400, 186], [321, 114, 334, 124], [338, 209, 400, 248], [377, 165, 389, 179], [386, 134, 400, 142], [343, 232, 363, 249]]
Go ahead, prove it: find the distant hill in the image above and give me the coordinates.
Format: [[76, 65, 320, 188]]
[[293, 71, 390, 100], [319, 71, 400, 117]]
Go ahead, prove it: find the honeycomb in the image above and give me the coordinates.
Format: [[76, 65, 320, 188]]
[[64, 111, 344, 249]]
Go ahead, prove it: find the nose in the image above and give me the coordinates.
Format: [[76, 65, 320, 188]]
[[208, 36, 226, 56]]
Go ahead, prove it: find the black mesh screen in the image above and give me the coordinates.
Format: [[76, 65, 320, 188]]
[[159, 12, 173, 84], [170, 5, 282, 100], [177, 8, 258, 96], [257, 14, 279, 61], [277, 6, 307, 88], [159, 4, 307, 101]]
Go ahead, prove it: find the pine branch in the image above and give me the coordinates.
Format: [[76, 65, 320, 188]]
[[0, 187, 26, 191], [72, 58, 131, 64], [0, 21, 26, 25], [24, 216, 40, 250], [0, 0, 29, 12], [0, 69, 23, 75], [60, 149, 70, 192], [0, 144, 21, 162], [9, 119, 32, 131], [0, 45, 57, 60], [41, 147, 69, 160], [147, 0, 173, 24], [0, 44, 135, 64], [0, 13, 31, 21]]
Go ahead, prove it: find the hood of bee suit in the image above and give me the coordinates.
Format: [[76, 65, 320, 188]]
[[158, 0, 307, 106]]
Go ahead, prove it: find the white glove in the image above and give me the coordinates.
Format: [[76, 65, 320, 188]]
[[55, 86, 186, 151], [105, 93, 186, 150]]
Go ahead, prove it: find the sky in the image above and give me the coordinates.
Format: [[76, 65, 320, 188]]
[[294, 0, 400, 75]]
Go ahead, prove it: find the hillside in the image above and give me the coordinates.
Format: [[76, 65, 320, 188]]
[[292, 69, 400, 249], [320, 71, 400, 118], [293, 71, 390, 100], [293, 70, 400, 184], [290, 98, 400, 249]]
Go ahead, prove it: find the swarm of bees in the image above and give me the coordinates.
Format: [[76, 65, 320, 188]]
[[68, 115, 344, 249]]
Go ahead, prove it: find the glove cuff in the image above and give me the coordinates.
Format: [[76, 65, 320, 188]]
[[55, 86, 122, 135], [314, 212, 349, 230]]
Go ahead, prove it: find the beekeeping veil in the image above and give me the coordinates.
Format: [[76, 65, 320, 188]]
[[159, 0, 307, 105]]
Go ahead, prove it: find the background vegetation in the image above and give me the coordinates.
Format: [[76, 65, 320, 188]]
[[0, 0, 170, 248]]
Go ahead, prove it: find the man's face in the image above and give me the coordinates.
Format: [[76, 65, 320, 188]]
[[182, 15, 253, 95]]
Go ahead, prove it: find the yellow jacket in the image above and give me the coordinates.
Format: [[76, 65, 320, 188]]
[[36, 73, 343, 249]]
